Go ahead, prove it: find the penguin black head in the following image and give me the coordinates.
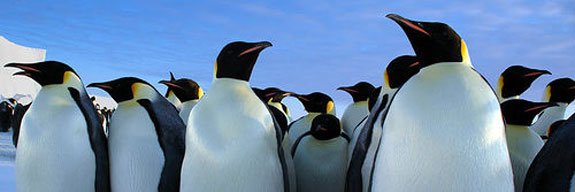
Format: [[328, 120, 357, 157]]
[[500, 99, 558, 126], [386, 14, 467, 68], [547, 120, 566, 138], [5, 61, 82, 87], [88, 77, 158, 103], [310, 114, 342, 140], [262, 87, 293, 103], [385, 55, 421, 89], [337, 82, 375, 102], [159, 78, 203, 102], [543, 78, 575, 104], [498, 65, 551, 99], [292, 92, 334, 114], [215, 41, 272, 82], [368, 86, 382, 112]]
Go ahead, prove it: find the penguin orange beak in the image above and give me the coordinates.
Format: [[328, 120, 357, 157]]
[[523, 70, 551, 77], [291, 94, 310, 102], [524, 103, 558, 113], [337, 86, 359, 93], [4, 63, 42, 77], [87, 82, 113, 91], [159, 80, 184, 90], [238, 41, 273, 57], [386, 14, 431, 37]]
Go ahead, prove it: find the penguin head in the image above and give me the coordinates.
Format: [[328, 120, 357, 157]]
[[263, 87, 293, 103], [384, 55, 421, 89], [310, 114, 342, 141], [543, 78, 575, 104], [368, 86, 382, 112], [337, 82, 375, 102], [500, 99, 558, 126], [497, 65, 551, 100], [386, 14, 468, 67], [215, 41, 272, 82], [88, 77, 159, 103], [5, 61, 83, 89], [292, 92, 335, 114], [547, 120, 566, 138], [159, 78, 203, 102]]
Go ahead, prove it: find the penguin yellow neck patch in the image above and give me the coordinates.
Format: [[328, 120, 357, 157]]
[[198, 87, 204, 98], [63, 71, 81, 86], [460, 39, 471, 65], [542, 86, 551, 102], [384, 70, 390, 88], [326, 101, 334, 113], [131, 82, 155, 100], [497, 76, 504, 98], [214, 61, 218, 78]]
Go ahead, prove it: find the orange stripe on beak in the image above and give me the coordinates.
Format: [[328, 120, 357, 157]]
[[238, 46, 264, 57], [409, 61, 420, 68], [399, 19, 430, 36]]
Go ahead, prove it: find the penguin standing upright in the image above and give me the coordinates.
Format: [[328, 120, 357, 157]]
[[5, 61, 109, 192], [163, 72, 183, 111], [346, 55, 420, 192], [496, 65, 551, 103], [347, 86, 380, 160], [337, 82, 374, 135], [285, 92, 335, 149], [253, 87, 290, 135], [180, 41, 293, 192], [263, 87, 293, 122], [524, 114, 575, 191], [159, 78, 203, 125], [500, 99, 556, 192], [88, 77, 186, 192], [369, 14, 513, 191], [531, 78, 575, 136], [291, 114, 349, 192]]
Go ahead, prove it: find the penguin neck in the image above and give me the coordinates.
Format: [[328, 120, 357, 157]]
[[35, 84, 79, 105]]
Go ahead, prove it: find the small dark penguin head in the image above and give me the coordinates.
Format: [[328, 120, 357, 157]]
[[337, 82, 375, 102], [543, 78, 575, 104], [384, 55, 421, 89], [500, 99, 558, 126], [5, 61, 82, 87], [262, 87, 293, 102], [386, 14, 467, 68], [291, 92, 334, 114], [497, 65, 551, 99], [159, 78, 203, 102], [368, 86, 382, 112], [215, 41, 272, 82], [310, 114, 342, 141], [88, 77, 158, 103]]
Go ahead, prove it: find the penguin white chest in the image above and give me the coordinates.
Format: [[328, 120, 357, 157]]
[[109, 103, 164, 192], [294, 137, 348, 192], [15, 87, 96, 192], [286, 114, 320, 148], [505, 125, 544, 192], [372, 63, 513, 192], [341, 101, 369, 135], [179, 99, 198, 125]]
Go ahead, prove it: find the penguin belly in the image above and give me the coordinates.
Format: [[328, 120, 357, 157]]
[[293, 137, 348, 192], [109, 104, 165, 192], [530, 103, 568, 136], [181, 79, 285, 191], [15, 87, 96, 192], [341, 101, 368, 135], [179, 99, 198, 125], [371, 63, 513, 191], [506, 125, 544, 192]]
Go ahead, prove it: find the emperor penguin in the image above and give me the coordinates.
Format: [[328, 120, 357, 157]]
[[531, 78, 575, 136], [496, 65, 551, 103], [500, 99, 557, 192], [346, 55, 420, 192], [347, 86, 381, 161], [263, 87, 293, 122], [180, 41, 293, 192], [159, 78, 203, 125], [291, 114, 349, 192], [88, 77, 185, 192], [284, 92, 335, 150], [163, 72, 183, 111], [253, 87, 290, 135], [369, 14, 514, 191], [524, 114, 575, 191], [5, 61, 110, 192], [337, 81, 375, 135]]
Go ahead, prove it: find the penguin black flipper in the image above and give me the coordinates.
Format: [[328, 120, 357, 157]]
[[346, 94, 388, 192], [68, 88, 110, 192], [264, 105, 291, 192], [137, 99, 186, 192], [269, 105, 289, 135], [523, 114, 575, 191]]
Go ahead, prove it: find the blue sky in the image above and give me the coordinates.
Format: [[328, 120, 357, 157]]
[[0, 0, 573, 118]]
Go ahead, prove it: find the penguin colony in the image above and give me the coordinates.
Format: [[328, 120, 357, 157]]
[[2, 14, 575, 192]]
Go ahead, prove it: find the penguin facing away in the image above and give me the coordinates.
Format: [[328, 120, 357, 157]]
[[500, 99, 556, 192], [337, 81, 375, 135], [180, 41, 293, 192], [524, 114, 575, 191], [5, 61, 110, 192], [496, 65, 551, 103], [346, 55, 420, 192], [159, 78, 203, 125], [369, 14, 513, 191], [88, 77, 186, 192], [163, 72, 183, 111], [291, 114, 349, 192], [531, 78, 575, 136]]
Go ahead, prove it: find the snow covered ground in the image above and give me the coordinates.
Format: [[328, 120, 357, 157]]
[[0, 131, 16, 191]]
